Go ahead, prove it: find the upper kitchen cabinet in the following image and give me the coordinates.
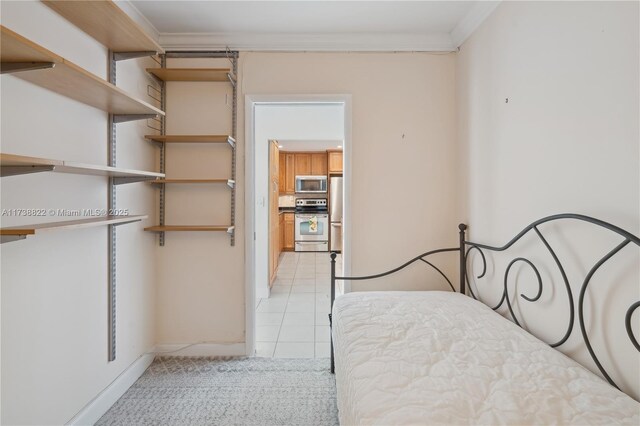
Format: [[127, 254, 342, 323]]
[[294, 153, 311, 176], [327, 150, 343, 174], [284, 154, 295, 193], [291, 153, 328, 176], [279, 152, 329, 194], [311, 153, 328, 175], [279, 153, 286, 191]]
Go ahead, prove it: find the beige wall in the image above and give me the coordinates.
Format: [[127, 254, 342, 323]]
[[154, 51, 459, 350], [155, 56, 246, 347], [5, 1, 638, 421], [242, 52, 460, 292], [457, 1, 639, 399], [0, 2, 159, 424]]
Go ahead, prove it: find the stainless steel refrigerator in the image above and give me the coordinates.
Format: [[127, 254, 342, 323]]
[[329, 176, 343, 252]]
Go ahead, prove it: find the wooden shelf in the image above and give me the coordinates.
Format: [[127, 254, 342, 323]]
[[0, 26, 165, 117], [149, 179, 234, 188], [42, 0, 164, 54], [145, 225, 234, 233], [146, 68, 234, 82], [0, 153, 164, 183], [1, 215, 147, 243], [144, 135, 235, 147]]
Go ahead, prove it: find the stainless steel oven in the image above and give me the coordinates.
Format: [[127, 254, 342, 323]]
[[295, 175, 327, 194], [295, 213, 329, 241], [294, 198, 329, 252]]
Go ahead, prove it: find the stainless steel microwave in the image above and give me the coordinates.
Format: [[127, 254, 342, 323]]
[[295, 175, 327, 193]]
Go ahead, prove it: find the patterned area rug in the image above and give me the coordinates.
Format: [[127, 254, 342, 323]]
[[97, 357, 338, 426]]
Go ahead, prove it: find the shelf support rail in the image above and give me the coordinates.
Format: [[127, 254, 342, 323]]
[[230, 52, 237, 247], [159, 54, 167, 246], [107, 50, 117, 362], [106, 48, 164, 357]]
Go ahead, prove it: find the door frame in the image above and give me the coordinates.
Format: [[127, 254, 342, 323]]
[[244, 94, 353, 356]]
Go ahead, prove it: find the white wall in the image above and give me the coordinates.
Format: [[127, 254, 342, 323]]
[[254, 104, 344, 298], [0, 1, 159, 424], [457, 1, 639, 399]]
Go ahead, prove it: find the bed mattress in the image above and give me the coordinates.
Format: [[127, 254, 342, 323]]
[[332, 291, 640, 425]]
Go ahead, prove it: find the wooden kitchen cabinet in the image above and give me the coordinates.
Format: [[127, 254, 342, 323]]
[[279, 152, 296, 195], [283, 212, 295, 251], [284, 153, 295, 194], [279, 213, 285, 252], [269, 141, 280, 285], [311, 153, 327, 175], [327, 150, 343, 174], [294, 153, 311, 175], [279, 152, 326, 194], [279, 153, 286, 192]]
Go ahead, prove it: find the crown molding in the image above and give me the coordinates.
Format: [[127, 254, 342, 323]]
[[118, 0, 498, 53], [158, 32, 457, 52], [450, 1, 501, 48], [114, 0, 161, 43]]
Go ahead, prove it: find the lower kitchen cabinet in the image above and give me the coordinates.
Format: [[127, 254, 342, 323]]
[[279, 213, 285, 252], [283, 212, 295, 251]]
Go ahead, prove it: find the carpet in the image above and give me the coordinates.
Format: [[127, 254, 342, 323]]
[[96, 357, 339, 426]]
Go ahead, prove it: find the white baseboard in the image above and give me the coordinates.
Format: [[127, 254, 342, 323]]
[[66, 353, 155, 426], [153, 343, 247, 357]]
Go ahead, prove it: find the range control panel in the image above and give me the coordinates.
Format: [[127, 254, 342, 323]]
[[296, 198, 327, 207]]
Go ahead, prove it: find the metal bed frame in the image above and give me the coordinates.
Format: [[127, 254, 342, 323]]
[[329, 213, 640, 393]]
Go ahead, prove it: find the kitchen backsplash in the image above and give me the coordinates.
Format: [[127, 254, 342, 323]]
[[279, 193, 326, 207], [279, 195, 295, 207]]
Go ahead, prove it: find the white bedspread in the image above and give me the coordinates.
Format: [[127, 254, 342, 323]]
[[332, 291, 640, 425]]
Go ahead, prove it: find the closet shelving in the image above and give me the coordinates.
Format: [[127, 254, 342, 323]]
[[0, 26, 163, 117], [144, 134, 236, 146], [0, 215, 148, 244], [1, 1, 165, 362], [146, 68, 234, 82], [143, 53, 238, 246], [149, 179, 235, 187], [41, 0, 164, 55], [0, 26, 162, 237], [0, 153, 164, 182], [145, 225, 233, 232]]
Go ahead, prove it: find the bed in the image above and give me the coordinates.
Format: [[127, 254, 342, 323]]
[[329, 214, 640, 425]]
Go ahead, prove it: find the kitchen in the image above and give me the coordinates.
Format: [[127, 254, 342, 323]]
[[268, 143, 343, 285]]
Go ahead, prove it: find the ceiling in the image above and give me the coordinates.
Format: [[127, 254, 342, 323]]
[[127, 1, 500, 51]]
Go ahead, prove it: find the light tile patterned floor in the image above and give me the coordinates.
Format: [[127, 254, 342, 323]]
[[256, 252, 342, 358]]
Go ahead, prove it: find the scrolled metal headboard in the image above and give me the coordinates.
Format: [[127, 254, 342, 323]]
[[329, 213, 640, 389], [462, 213, 640, 391]]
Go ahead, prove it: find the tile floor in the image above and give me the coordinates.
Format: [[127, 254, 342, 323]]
[[255, 252, 342, 358]]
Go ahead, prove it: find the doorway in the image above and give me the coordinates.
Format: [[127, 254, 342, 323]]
[[244, 96, 352, 358]]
